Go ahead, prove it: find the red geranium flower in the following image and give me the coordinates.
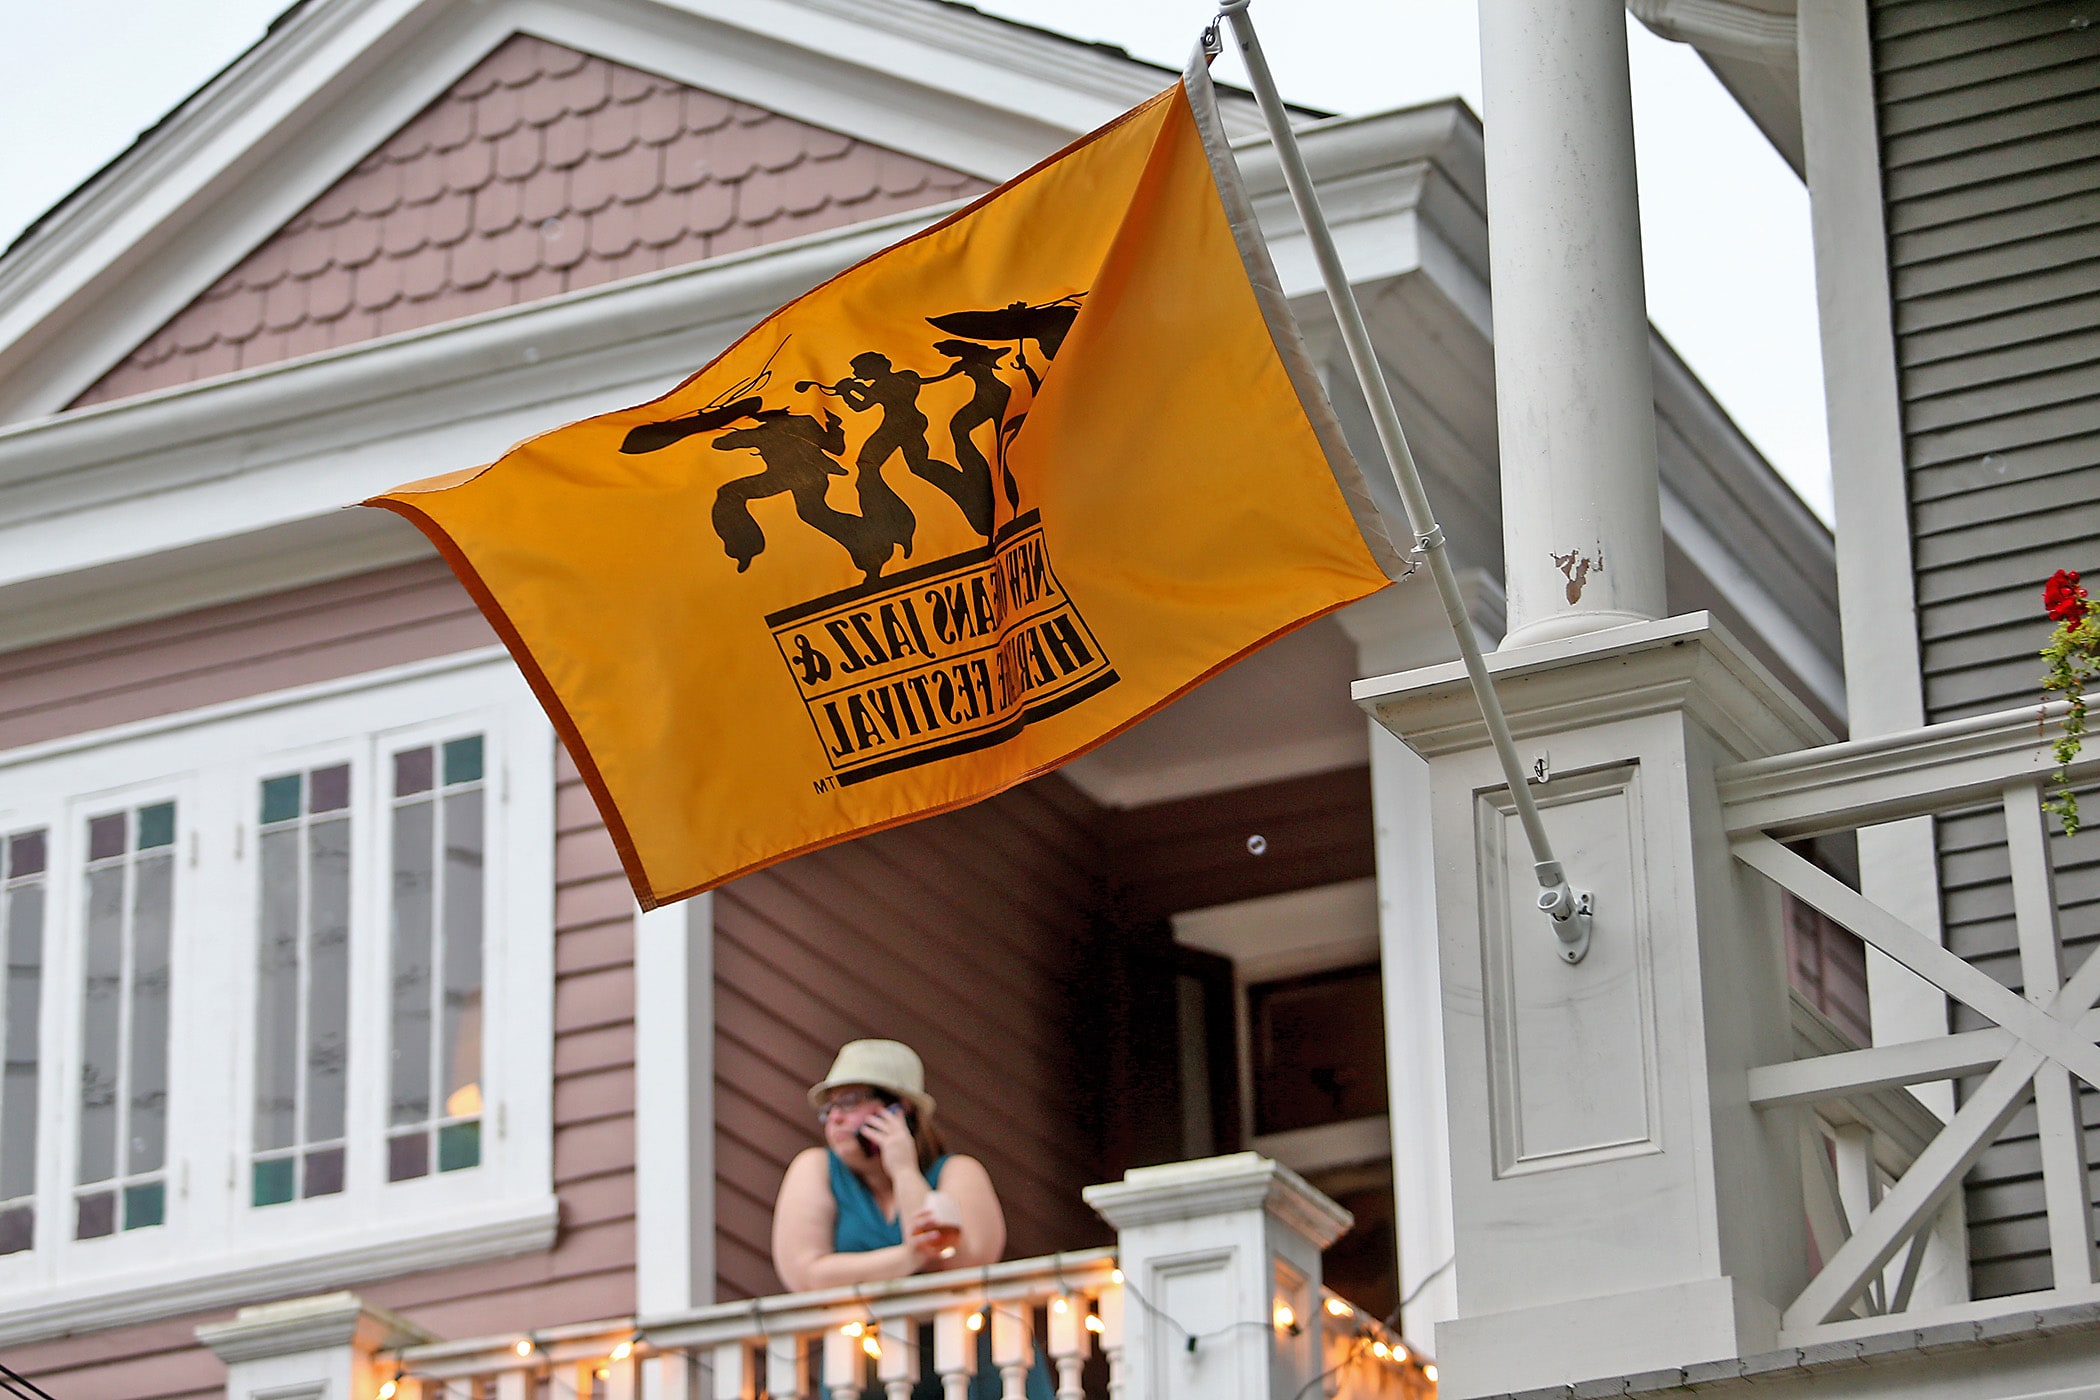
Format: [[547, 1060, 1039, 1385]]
[[2046, 569, 2088, 626]]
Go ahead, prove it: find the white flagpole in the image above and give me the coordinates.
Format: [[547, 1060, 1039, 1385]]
[[1214, 0, 1592, 963]]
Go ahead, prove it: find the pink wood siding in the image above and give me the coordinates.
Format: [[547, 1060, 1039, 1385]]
[[0, 561, 633, 1394], [711, 775, 1109, 1301], [72, 35, 987, 409]]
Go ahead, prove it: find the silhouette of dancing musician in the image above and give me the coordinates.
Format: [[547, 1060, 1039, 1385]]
[[709, 409, 906, 581], [801, 351, 992, 538], [931, 339, 1020, 517]]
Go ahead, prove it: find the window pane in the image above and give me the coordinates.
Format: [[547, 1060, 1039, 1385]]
[[1248, 964, 1389, 1136], [388, 1131, 429, 1182], [88, 814, 126, 862], [6, 830, 44, 878], [123, 1180, 164, 1230], [389, 800, 434, 1128], [441, 790, 484, 1118], [128, 853, 173, 1175], [438, 1120, 480, 1173], [260, 774, 303, 825], [76, 1191, 115, 1239], [0, 1204, 30, 1255], [254, 827, 301, 1153], [78, 865, 125, 1185], [252, 1156, 295, 1207], [136, 803, 175, 851], [309, 764, 350, 814], [2, 875, 44, 1204], [443, 736, 483, 786], [304, 1145, 345, 1197], [306, 815, 351, 1146], [394, 747, 433, 797]]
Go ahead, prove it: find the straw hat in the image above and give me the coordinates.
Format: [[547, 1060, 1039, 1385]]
[[808, 1039, 936, 1120]]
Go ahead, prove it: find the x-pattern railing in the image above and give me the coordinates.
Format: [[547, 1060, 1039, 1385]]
[[1719, 701, 2100, 1333]]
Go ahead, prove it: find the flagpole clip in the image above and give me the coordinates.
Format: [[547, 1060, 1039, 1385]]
[[1200, 21, 1223, 57]]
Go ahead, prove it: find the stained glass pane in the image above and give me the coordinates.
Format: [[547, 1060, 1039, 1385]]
[[136, 803, 175, 850], [0, 1204, 30, 1255], [304, 1145, 345, 1198], [254, 827, 300, 1153], [2, 880, 45, 1202], [307, 816, 351, 1144], [389, 800, 434, 1128], [122, 1180, 164, 1230], [387, 1132, 429, 1182], [252, 1156, 295, 1207], [443, 736, 483, 786], [309, 764, 350, 814], [87, 814, 125, 862], [6, 831, 44, 878], [75, 1191, 114, 1240], [78, 865, 125, 1185], [441, 790, 485, 1114], [394, 747, 433, 797], [438, 1120, 481, 1173], [128, 853, 173, 1175], [260, 774, 303, 825]]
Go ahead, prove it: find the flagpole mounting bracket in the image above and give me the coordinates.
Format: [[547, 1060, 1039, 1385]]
[[1536, 861, 1592, 964]]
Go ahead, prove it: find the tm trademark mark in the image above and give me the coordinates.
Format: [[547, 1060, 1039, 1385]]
[[812, 776, 836, 794]]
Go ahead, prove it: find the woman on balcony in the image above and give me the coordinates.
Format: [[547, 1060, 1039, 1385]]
[[773, 1039, 1052, 1398], [772, 1038, 1004, 1288]]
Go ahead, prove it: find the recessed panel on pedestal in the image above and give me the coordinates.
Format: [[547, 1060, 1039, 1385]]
[[1478, 763, 1659, 1176]]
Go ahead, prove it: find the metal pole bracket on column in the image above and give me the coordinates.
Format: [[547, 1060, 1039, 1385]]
[[1215, 0, 1592, 963]]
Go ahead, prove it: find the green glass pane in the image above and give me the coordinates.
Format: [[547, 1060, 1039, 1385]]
[[260, 774, 303, 826], [252, 1156, 295, 1207], [443, 736, 484, 787], [136, 804, 176, 850], [437, 1119, 481, 1173], [122, 1180, 165, 1230]]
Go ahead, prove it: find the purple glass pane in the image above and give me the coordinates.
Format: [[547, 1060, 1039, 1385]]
[[0, 1205, 30, 1255], [394, 748, 434, 798], [87, 814, 126, 862], [75, 1191, 115, 1239], [309, 764, 351, 814], [304, 1146, 346, 1198], [5, 830, 44, 879], [387, 1132, 429, 1182]]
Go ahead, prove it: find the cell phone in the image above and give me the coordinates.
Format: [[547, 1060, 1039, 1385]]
[[856, 1128, 876, 1157]]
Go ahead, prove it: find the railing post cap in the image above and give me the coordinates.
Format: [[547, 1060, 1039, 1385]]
[[1083, 1152, 1353, 1248], [196, 1291, 437, 1364]]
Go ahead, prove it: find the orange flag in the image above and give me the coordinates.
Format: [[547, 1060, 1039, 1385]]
[[367, 56, 1407, 907]]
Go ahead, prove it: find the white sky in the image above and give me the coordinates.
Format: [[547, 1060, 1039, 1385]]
[[0, 0, 1831, 520]]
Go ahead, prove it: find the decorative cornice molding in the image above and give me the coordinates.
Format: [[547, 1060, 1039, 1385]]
[[197, 1291, 437, 1364], [1627, 0, 1796, 65], [1083, 1152, 1355, 1250]]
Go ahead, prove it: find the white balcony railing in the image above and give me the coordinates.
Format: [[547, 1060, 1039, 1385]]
[[367, 1157, 1432, 1400], [1721, 699, 2100, 1342]]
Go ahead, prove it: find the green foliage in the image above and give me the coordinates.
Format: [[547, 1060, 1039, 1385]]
[[2042, 610, 2098, 835]]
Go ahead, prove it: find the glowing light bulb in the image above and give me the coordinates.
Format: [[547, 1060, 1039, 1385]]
[[862, 1336, 882, 1359], [1391, 1343, 1409, 1364], [378, 1382, 398, 1400], [1110, 1269, 1124, 1285], [514, 1340, 534, 1358], [1371, 1342, 1390, 1360], [1272, 1303, 1296, 1332], [593, 1368, 609, 1381], [842, 1322, 865, 1337], [1051, 1297, 1069, 1314], [610, 1341, 633, 1362], [1084, 1315, 1105, 1335], [1324, 1298, 1351, 1318], [966, 1313, 985, 1333], [1424, 1363, 1439, 1383]]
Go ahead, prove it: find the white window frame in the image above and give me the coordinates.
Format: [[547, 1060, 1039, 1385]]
[[0, 649, 556, 1344]]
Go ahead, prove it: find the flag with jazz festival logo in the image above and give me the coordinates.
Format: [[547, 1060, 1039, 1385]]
[[367, 55, 1409, 907]]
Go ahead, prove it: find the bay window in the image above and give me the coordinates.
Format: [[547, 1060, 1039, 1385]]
[[0, 652, 555, 1337]]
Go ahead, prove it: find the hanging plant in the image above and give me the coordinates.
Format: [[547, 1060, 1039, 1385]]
[[2042, 569, 2096, 834]]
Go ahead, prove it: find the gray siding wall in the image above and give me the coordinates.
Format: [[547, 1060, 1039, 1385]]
[[1871, 0, 2100, 1299]]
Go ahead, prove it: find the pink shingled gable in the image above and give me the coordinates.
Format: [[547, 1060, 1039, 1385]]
[[72, 34, 990, 408]]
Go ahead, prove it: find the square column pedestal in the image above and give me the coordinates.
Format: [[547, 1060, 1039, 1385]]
[[1354, 614, 1828, 1397]]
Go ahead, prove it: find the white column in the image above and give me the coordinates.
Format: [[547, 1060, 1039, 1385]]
[[635, 894, 716, 1320], [1478, 0, 1667, 646], [1085, 1154, 1351, 1400], [196, 1292, 434, 1400]]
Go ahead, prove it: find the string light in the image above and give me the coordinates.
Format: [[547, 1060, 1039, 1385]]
[[1323, 1298, 1352, 1318], [1110, 1269, 1124, 1285], [593, 1367, 609, 1381], [966, 1313, 985, 1333], [1271, 1302, 1297, 1333], [1371, 1341, 1390, 1360], [513, 1340, 534, 1358], [1084, 1316, 1105, 1335], [862, 1335, 882, 1359], [1424, 1363, 1439, 1383], [1051, 1297, 1069, 1314], [842, 1322, 865, 1337], [377, 1382, 398, 1400], [610, 1340, 633, 1362], [1391, 1342, 1409, 1364]]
